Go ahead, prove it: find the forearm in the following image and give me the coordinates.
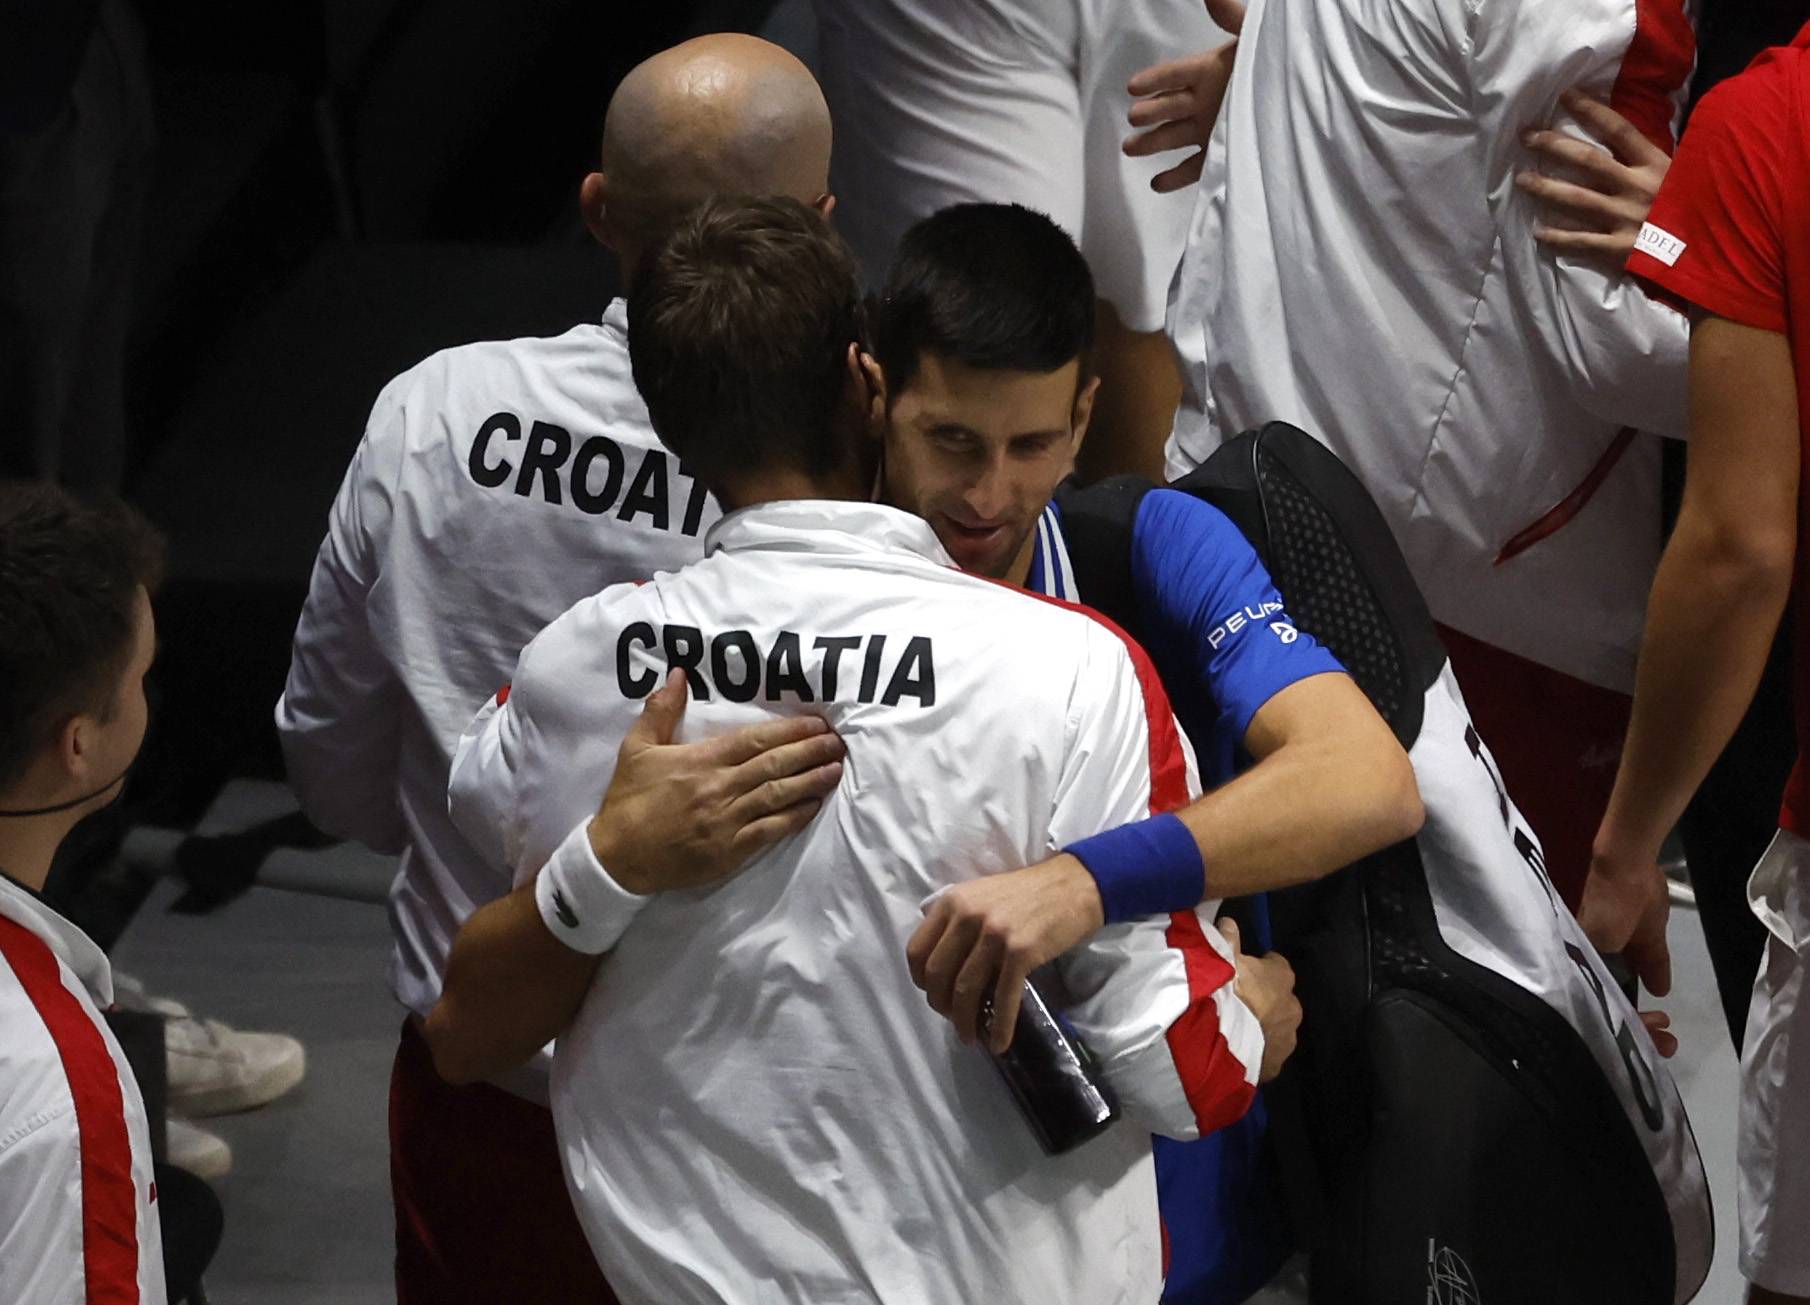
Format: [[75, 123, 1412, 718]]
[[1173, 731, 1421, 897], [1067, 679, 1421, 912], [1597, 521, 1793, 861], [424, 880, 602, 1085]]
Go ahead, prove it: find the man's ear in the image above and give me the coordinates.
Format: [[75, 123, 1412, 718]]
[[855, 348, 894, 449], [814, 192, 837, 222], [1070, 374, 1102, 458], [839, 344, 883, 440], [580, 172, 613, 250], [56, 712, 93, 785]]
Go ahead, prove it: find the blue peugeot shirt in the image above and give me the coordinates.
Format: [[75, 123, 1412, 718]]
[[1028, 488, 1343, 1304]]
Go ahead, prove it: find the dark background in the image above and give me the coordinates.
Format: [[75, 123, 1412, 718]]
[[4, 0, 788, 830]]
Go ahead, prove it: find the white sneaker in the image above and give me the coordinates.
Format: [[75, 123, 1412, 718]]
[[115, 974, 308, 1117], [166, 1117, 232, 1181], [163, 1014, 306, 1117]]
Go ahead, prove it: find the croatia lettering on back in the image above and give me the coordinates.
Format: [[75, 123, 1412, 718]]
[[616, 623, 938, 707], [468, 411, 712, 535]]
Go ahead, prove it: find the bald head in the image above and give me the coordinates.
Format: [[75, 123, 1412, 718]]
[[588, 35, 833, 276]]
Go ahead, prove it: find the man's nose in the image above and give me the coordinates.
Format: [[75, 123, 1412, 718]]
[[964, 460, 1012, 520]]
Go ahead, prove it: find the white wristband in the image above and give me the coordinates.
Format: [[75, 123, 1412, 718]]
[[535, 819, 651, 955]]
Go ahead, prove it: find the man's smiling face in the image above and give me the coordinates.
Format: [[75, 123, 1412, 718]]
[[881, 350, 1096, 583]]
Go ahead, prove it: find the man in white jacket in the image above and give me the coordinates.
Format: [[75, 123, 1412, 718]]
[[428, 196, 1285, 1304], [274, 34, 846, 1303], [1159, 0, 1696, 909], [0, 483, 166, 1305]]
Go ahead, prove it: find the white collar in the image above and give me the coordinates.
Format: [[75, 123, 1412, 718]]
[[0, 874, 113, 1006], [704, 500, 957, 569], [602, 296, 628, 341]]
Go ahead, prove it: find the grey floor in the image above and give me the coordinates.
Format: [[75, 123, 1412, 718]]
[[111, 779, 1751, 1305]]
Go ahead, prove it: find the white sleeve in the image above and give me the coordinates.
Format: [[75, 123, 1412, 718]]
[[1044, 623, 1264, 1141], [1474, 0, 1690, 439], [446, 664, 535, 888], [275, 383, 411, 852], [447, 588, 646, 889]]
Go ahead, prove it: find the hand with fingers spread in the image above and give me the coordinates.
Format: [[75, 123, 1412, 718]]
[[905, 854, 1105, 1054], [1219, 918, 1299, 1083], [1518, 89, 1672, 261], [587, 670, 846, 896], [1577, 838, 1673, 999], [1123, 0, 1247, 194]]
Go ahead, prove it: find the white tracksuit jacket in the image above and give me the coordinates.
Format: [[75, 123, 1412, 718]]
[[0, 876, 165, 1305], [1166, 0, 1696, 693], [448, 500, 1265, 1305], [276, 298, 718, 1095]]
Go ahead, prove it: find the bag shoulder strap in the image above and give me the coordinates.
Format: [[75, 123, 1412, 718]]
[[1050, 474, 1155, 637]]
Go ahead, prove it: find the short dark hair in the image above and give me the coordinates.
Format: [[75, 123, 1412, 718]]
[[627, 195, 862, 487], [0, 483, 165, 791], [869, 203, 1095, 397]]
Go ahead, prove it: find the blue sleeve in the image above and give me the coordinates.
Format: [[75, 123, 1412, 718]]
[[1130, 489, 1344, 743]]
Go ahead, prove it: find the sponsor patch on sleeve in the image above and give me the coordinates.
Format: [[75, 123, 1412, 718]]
[[1634, 222, 1687, 267]]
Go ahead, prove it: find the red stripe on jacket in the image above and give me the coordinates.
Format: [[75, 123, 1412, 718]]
[[1611, 0, 1697, 154], [1006, 585, 1256, 1134], [0, 916, 141, 1304]]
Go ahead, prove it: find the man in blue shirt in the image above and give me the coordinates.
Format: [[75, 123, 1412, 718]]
[[867, 203, 1422, 1300]]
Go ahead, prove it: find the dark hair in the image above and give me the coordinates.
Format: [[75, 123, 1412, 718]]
[[627, 195, 862, 487], [0, 483, 165, 791], [870, 203, 1095, 396]]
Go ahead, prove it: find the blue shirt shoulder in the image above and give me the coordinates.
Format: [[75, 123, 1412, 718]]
[[1127, 488, 1343, 766]]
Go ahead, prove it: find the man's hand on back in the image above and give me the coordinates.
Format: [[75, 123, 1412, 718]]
[[906, 854, 1105, 1054], [1122, 0, 1247, 194], [588, 670, 846, 896], [1518, 89, 1671, 262], [1220, 918, 1300, 1083]]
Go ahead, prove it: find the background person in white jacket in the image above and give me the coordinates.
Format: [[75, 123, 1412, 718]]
[[274, 34, 847, 1305], [428, 195, 1296, 1305], [0, 483, 168, 1305], [1154, 0, 1695, 913], [812, 0, 1237, 483]]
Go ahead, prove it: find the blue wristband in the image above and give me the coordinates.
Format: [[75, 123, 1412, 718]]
[[1065, 812, 1205, 925]]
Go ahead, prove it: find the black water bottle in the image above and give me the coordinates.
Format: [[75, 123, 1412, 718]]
[[984, 978, 1121, 1155]]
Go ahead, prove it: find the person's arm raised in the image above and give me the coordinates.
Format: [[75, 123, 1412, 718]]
[[426, 672, 844, 1084]]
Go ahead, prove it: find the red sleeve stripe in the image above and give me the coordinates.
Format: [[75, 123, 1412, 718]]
[[1611, 0, 1697, 155], [986, 584, 1190, 814], [1000, 583, 1256, 1132], [0, 916, 140, 1303], [1162, 910, 1257, 1135]]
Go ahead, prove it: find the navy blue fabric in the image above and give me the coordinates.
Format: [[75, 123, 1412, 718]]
[[1067, 812, 1204, 924], [1029, 489, 1342, 1303]]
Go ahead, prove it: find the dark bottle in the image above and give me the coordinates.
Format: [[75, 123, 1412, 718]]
[[985, 978, 1121, 1155]]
